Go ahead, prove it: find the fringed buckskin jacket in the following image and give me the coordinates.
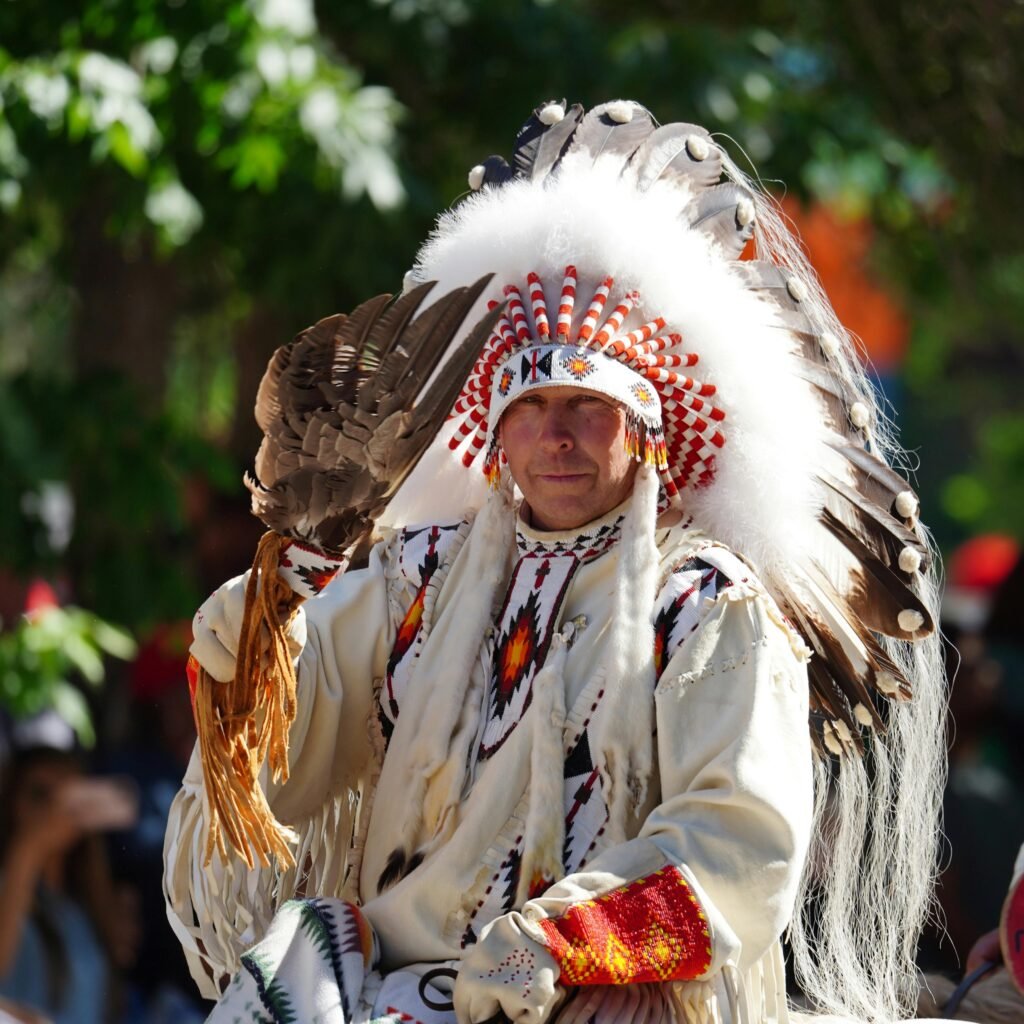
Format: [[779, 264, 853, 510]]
[[164, 499, 813, 1024]]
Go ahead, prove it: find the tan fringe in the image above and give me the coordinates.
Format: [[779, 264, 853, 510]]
[[195, 531, 303, 870]]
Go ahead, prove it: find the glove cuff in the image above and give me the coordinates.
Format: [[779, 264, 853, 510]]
[[276, 538, 350, 598]]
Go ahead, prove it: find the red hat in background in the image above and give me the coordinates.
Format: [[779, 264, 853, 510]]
[[129, 621, 193, 701], [943, 534, 1020, 631]]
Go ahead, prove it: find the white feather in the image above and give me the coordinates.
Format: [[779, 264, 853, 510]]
[[400, 165, 828, 578]]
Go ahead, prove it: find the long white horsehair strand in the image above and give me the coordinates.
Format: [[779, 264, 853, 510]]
[[721, 153, 947, 1023]]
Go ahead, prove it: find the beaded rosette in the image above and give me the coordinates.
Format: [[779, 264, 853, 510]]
[[447, 265, 726, 501]]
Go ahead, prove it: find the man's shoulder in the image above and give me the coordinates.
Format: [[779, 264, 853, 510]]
[[653, 524, 810, 667], [655, 522, 759, 594]]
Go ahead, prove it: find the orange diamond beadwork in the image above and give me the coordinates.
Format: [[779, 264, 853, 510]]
[[394, 585, 426, 654], [646, 921, 685, 980], [564, 352, 595, 380], [630, 381, 656, 406], [605, 933, 633, 984], [538, 867, 712, 986], [562, 936, 601, 984]]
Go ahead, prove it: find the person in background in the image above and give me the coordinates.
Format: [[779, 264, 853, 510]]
[[103, 624, 205, 1024], [0, 719, 138, 1024]]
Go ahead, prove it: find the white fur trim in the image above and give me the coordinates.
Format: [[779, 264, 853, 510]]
[[605, 100, 634, 123], [897, 608, 924, 633], [592, 463, 660, 838], [390, 486, 515, 857], [538, 102, 565, 125], [898, 546, 922, 574], [895, 490, 918, 519], [853, 703, 874, 727], [517, 627, 571, 902]]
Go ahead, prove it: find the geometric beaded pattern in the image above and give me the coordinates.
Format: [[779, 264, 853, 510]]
[[537, 867, 712, 986], [652, 546, 751, 678], [379, 521, 464, 747], [478, 552, 581, 760], [446, 264, 726, 500], [461, 706, 610, 951], [276, 538, 349, 599], [479, 511, 628, 762], [652, 558, 730, 680]]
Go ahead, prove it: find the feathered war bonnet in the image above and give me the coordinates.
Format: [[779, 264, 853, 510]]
[[388, 100, 945, 1020], [389, 98, 937, 753]]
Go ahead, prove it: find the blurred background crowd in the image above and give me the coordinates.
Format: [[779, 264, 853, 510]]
[[0, 0, 1021, 1021]]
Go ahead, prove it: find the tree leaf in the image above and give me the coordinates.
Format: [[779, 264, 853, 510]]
[[51, 680, 95, 746]]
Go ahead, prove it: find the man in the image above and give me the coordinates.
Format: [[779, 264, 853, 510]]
[[165, 101, 945, 1024]]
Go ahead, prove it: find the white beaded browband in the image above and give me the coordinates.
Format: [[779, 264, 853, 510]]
[[446, 265, 727, 501]]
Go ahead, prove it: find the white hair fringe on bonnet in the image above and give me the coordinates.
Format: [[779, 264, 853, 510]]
[[381, 99, 945, 1024]]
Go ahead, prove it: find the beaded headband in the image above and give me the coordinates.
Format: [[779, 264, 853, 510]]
[[447, 265, 727, 501]]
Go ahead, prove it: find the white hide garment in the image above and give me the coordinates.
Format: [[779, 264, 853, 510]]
[[164, 499, 816, 1023]]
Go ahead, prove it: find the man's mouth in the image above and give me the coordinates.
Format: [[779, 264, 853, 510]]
[[535, 471, 590, 482]]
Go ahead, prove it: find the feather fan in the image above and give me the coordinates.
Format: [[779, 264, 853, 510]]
[[195, 276, 502, 868]]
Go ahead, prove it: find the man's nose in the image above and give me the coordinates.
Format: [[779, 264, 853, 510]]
[[537, 406, 574, 449]]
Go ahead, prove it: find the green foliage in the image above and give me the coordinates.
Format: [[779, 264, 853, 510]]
[[0, 605, 135, 744], [0, 0, 1021, 734]]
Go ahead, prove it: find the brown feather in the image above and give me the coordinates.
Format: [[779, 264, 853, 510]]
[[247, 275, 499, 551], [780, 585, 885, 734], [254, 347, 291, 433], [830, 442, 921, 522], [365, 281, 439, 382], [819, 510, 934, 639], [377, 277, 493, 413], [817, 473, 929, 573]]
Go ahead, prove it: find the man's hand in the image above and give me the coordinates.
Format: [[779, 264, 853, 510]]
[[966, 927, 1002, 973], [190, 571, 308, 683], [454, 913, 563, 1024]]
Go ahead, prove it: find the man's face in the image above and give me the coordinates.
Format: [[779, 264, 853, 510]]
[[499, 385, 638, 531]]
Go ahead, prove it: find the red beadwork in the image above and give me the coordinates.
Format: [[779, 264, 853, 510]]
[[538, 866, 712, 986]]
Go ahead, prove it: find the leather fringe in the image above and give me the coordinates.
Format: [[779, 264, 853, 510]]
[[194, 530, 302, 870]]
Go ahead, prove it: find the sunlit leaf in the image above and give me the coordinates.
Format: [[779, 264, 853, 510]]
[[87, 616, 137, 659], [106, 121, 148, 176], [231, 133, 285, 191], [51, 680, 95, 746]]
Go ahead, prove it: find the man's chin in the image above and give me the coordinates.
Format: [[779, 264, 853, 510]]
[[524, 495, 603, 532]]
